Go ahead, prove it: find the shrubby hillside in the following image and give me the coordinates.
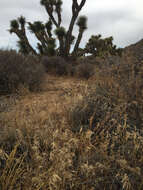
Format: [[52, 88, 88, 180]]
[[0, 38, 143, 189]]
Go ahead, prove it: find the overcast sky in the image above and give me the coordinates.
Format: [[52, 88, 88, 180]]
[[0, 0, 143, 50]]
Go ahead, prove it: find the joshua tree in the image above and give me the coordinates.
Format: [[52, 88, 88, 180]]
[[72, 16, 87, 56], [85, 34, 123, 58], [9, 0, 87, 58], [9, 16, 37, 55]]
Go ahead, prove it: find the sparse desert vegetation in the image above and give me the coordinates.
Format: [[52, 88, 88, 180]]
[[0, 42, 143, 190], [0, 0, 143, 189]]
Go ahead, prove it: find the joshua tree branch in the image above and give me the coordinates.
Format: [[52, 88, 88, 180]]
[[64, 0, 86, 57], [56, 5, 62, 26], [11, 28, 37, 55], [73, 29, 84, 55], [44, 4, 59, 27], [79, 0, 86, 10]]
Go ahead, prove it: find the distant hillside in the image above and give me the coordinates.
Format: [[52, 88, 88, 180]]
[[123, 39, 143, 64], [86, 39, 143, 68]]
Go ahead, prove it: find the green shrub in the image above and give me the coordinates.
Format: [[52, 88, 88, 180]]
[[0, 50, 45, 95]]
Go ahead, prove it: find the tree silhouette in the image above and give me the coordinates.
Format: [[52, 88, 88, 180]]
[[85, 34, 123, 58], [9, 0, 87, 58], [73, 16, 87, 56], [9, 16, 37, 55]]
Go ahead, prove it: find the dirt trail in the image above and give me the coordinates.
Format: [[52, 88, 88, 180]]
[[12, 75, 88, 115], [0, 75, 89, 128]]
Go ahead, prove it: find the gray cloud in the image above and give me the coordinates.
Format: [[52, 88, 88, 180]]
[[0, 0, 143, 50]]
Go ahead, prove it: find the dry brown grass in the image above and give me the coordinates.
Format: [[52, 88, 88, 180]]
[[0, 56, 143, 189]]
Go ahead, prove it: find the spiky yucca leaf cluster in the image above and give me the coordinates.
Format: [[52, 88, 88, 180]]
[[18, 16, 26, 28], [55, 27, 66, 38], [10, 16, 26, 31], [10, 20, 19, 31], [76, 16, 87, 30], [85, 34, 123, 57], [28, 21, 45, 33]]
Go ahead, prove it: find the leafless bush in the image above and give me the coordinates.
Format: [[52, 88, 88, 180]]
[[74, 62, 95, 79], [42, 56, 69, 76], [0, 50, 46, 95]]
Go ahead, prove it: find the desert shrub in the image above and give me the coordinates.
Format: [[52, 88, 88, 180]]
[[66, 60, 143, 133], [79, 56, 102, 65], [0, 126, 17, 153], [0, 95, 19, 113], [74, 62, 95, 79], [66, 95, 95, 133], [91, 60, 143, 129], [0, 50, 45, 95], [42, 56, 69, 76], [66, 87, 116, 133], [66, 63, 75, 76]]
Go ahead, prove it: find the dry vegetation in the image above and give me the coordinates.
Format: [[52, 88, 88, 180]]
[[0, 49, 143, 189]]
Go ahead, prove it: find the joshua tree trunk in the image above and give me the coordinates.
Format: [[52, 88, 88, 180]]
[[64, 0, 86, 57], [23, 37, 37, 55], [73, 29, 84, 55], [64, 14, 78, 57], [58, 37, 64, 56]]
